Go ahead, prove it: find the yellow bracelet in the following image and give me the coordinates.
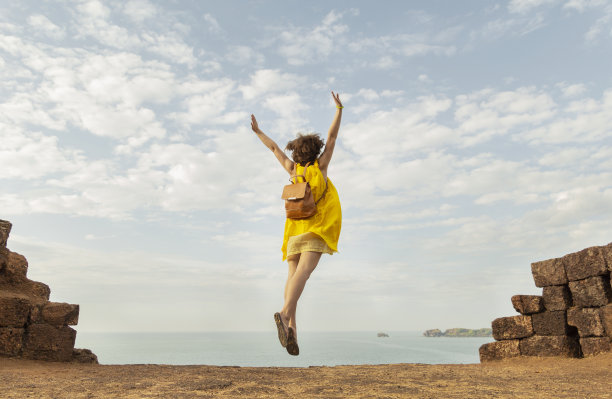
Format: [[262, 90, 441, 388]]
[[336, 106, 344, 109]]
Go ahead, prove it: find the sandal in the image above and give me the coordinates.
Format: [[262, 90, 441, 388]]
[[274, 312, 288, 347], [286, 327, 299, 356]]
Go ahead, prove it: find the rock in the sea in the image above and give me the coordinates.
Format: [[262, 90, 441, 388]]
[[511, 295, 544, 315], [492, 316, 534, 340], [568, 276, 612, 308], [377, 332, 389, 337], [567, 307, 605, 337], [542, 285, 573, 311], [532, 311, 569, 336], [563, 246, 608, 281], [423, 329, 443, 337], [479, 340, 520, 362], [531, 258, 568, 287], [519, 335, 580, 357]]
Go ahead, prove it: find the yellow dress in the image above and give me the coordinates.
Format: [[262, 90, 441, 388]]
[[282, 160, 342, 261]]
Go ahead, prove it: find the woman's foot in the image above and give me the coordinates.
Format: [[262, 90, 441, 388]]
[[274, 312, 289, 347], [286, 327, 299, 356]]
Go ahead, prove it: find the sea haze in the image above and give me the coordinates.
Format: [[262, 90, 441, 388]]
[[75, 331, 493, 367]]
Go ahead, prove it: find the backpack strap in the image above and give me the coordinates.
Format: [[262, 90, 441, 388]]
[[289, 162, 328, 204], [289, 162, 310, 184]]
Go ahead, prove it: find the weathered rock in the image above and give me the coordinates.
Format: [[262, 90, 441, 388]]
[[0, 327, 24, 356], [511, 295, 544, 315], [492, 316, 533, 340], [567, 307, 605, 337], [5, 251, 28, 280], [542, 285, 573, 311], [532, 258, 568, 287], [568, 276, 612, 307], [42, 302, 79, 326], [601, 243, 612, 272], [519, 335, 580, 357], [580, 337, 611, 357], [0, 297, 31, 327], [0, 220, 95, 363], [26, 280, 51, 303], [563, 246, 608, 281], [479, 340, 521, 362], [0, 220, 11, 248], [532, 311, 569, 336], [28, 304, 42, 324], [0, 280, 51, 305], [599, 304, 612, 340], [72, 348, 99, 364], [22, 324, 76, 362]]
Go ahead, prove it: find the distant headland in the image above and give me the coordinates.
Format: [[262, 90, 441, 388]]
[[423, 328, 493, 337]]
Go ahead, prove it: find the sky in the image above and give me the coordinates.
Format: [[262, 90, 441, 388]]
[[1, 0, 612, 334]]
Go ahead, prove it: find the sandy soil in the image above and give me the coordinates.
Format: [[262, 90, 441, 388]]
[[2, 354, 612, 398]]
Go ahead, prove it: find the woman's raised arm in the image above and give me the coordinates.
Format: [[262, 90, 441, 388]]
[[318, 91, 342, 173], [251, 114, 294, 174]]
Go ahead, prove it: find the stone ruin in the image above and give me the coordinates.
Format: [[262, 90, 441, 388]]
[[0, 219, 97, 363], [480, 242, 612, 362]]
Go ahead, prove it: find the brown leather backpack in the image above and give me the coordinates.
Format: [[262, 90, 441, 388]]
[[281, 162, 328, 219]]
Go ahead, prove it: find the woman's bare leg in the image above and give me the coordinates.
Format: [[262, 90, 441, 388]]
[[285, 255, 299, 302], [284, 255, 299, 332], [279, 251, 322, 338]]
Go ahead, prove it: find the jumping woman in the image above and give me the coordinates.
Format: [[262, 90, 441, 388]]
[[250, 91, 343, 356]]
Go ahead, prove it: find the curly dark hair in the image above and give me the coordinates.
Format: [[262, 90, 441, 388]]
[[285, 133, 325, 165]]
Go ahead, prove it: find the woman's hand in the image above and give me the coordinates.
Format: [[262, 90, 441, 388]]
[[331, 91, 343, 109], [251, 114, 261, 134]]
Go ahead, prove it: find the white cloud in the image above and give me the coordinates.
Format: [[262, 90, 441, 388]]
[[27, 14, 65, 40], [226, 45, 265, 66], [508, 0, 560, 13], [123, 0, 158, 23], [341, 95, 454, 158], [562, 0, 612, 42], [564, 0, 609, 12], [277, 10, 349, 65], [171, 78, 236, 125], [455, 87, 556, 145], [519, 89, 612, 144], [558, 82, 587, 97], [473, 14, 546, 40], [350, 33, 456, 59], [0, 126, 82, 179], [73, 0, 141, 49], [203, 13, 222, 34], [141, 32, 197, 67], [239, 69, 304, 100]]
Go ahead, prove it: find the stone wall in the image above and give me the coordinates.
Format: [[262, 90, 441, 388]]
[[480, 242, 612, 362], [0, 219, 97, 363]]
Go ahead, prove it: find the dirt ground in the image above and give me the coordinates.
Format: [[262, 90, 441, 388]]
[[2, 353, 612, 399]]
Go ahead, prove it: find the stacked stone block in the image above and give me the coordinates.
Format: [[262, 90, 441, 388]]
[[480, 242, 612, 362], [0, 219, 97, 363]]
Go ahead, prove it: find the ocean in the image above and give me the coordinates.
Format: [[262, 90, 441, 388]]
[[75, 331, 493, 367]]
